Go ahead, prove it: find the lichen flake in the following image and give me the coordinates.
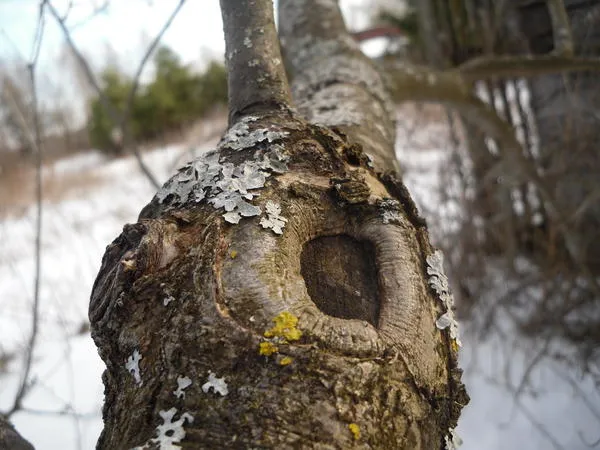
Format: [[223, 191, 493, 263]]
[[260, 201, 288, 235], [201, 371, 228, 396], [125, 349, 143, 386], [427, 250, 462, 347], [173, 376, 192, 399]]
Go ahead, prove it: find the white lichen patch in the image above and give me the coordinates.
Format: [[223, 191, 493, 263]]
[[444, 427, 463, 449], [201, 371, 229, 396], [260, 201, 288, 235], [133, 408, 194, 450], [221, 125, 289, 152], [155, 140, 289, 225], [244, 36, 253, 48], [156, 150, 221, 204], [173, 376, 192, 399], [426, 250, 462, 347], [126, 349, 143, 386], [209, 161, 265, 224]]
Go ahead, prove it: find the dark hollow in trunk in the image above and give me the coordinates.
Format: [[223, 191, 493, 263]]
[[301, 235, 380, 327]]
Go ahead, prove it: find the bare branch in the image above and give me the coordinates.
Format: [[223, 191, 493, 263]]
[[69, 1, 109, 30], [45, 0, 160, 189], [547, 0, 574, 56], [8, 2, 46, 418], [385, 63, 523, 159], [279, 0, 398, 172]]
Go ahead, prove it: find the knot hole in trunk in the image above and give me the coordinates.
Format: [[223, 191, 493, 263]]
[[300, 235, 380, 327]]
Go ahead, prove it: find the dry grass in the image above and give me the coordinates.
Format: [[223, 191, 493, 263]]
[[0, 158, 104, 219]]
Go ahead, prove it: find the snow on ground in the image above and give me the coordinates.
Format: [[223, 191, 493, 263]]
[[1, 112, 599, 449]]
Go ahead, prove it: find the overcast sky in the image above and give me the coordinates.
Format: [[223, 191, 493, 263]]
[[0, 0, 388, 122], [0, 0, 381, 72]]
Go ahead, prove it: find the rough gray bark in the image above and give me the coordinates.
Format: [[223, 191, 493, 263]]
[[89, 1, 468, 448], [0, 415, 34, 450]]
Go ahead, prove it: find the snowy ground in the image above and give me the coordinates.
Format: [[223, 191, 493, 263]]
[[1, 112, 599, 449]]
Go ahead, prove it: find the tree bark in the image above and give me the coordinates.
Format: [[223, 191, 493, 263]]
[[89, 1, 468, 448], [0, 415, 34, 450]]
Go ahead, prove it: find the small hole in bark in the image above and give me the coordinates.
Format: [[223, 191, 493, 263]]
[[300, 235, 380, 327]]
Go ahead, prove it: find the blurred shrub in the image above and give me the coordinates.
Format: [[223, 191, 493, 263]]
[[88, 46, 228, 153], [88, 68, 132, 153]]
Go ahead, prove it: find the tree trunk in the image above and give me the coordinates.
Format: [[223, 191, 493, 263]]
[[89, 1, 468, 448], [0, 415, 34, 450]]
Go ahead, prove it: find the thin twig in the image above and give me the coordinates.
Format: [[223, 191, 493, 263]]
[[69, 0, 109, 30], [8, 1, 46, 416], [513, 396, 566, 450]]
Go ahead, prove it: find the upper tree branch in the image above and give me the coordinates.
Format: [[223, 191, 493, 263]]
[[457, 55, 600, 82], [219, 0, 292, 123], [278, 0, 398, 173]]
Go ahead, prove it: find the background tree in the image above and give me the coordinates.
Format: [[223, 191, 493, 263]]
[[88, 0, 467, 448], [372, 0, 600, 372], [88, 47, 227, 151]]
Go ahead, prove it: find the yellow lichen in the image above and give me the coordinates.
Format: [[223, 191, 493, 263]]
[[259, 341, 278, 356], [451, 339, 459, 353], [260, 312, 302, 359], [230, 250, 238, 259], [348, 423, 360, 440], [279, 356, 293, 366], [263, 311, 302, 342]]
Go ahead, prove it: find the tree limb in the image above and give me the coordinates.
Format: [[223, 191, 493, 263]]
[[386, 61, 600, 294], [219, 0, 292, 123], [279, 0, 398, 172], [457, 55, 600, 82]]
